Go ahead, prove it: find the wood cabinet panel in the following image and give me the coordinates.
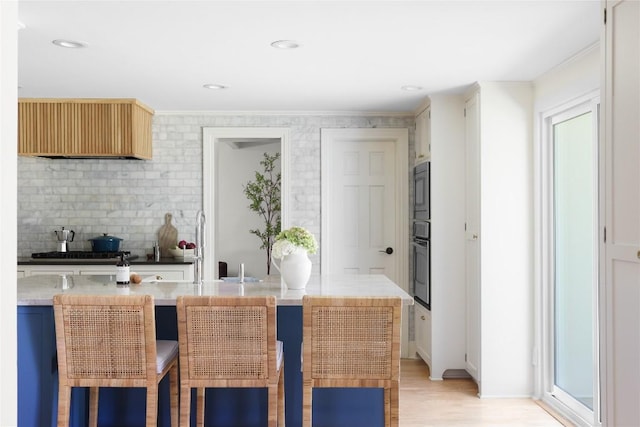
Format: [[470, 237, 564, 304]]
[[18, 98, 153, 159]]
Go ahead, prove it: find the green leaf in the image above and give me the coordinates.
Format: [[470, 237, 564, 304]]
[[243, 152, 282, 266]]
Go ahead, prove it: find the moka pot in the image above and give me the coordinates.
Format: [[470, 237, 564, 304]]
[[54, 227, 75, 252]]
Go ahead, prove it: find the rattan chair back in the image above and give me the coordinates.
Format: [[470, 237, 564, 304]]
[[302, 296, 402, 427], [176, 295, 284, 427], [53, 294, 178, 427]]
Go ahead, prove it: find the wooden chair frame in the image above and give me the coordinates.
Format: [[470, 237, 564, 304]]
[[302, 296, 402, 427], [53, 294, 178, 427], [176, 295, 284, 427]]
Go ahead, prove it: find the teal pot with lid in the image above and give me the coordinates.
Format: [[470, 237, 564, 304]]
[[89, 234, 123, 252]]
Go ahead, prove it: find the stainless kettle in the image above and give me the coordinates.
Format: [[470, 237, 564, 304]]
[[54, 227, 75, 252]]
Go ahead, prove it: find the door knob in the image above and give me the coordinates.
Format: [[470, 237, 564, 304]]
[[379, 247, 394, 255]]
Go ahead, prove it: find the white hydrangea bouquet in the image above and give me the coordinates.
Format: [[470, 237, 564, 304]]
[[271, 226, 318, 259]]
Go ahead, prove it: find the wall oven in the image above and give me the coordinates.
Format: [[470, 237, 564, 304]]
[[413, 220, 430, 309], [414, 161, 430, 221], [413, 162, 431, 310]]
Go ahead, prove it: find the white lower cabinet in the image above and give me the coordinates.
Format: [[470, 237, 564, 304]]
[[414, 303, 432, 368], [18, 263, 194, 281]]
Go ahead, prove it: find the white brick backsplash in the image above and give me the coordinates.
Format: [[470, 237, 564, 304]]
[[18, 112, 415, 262]]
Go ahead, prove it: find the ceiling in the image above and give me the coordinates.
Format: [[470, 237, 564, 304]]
[[17, 1, 601, 113]]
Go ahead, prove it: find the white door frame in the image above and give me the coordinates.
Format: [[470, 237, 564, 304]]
[[536, 90, 600, 426], [320, 127, 410, 355], [202, 127, 291, 282]]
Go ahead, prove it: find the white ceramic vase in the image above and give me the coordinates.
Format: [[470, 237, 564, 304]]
[[272, 248, 312, 289]]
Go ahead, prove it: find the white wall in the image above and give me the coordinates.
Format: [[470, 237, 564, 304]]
[[217, 141, 280, 278], [534, 44, 600, 112], [0, 1, 19, 424]]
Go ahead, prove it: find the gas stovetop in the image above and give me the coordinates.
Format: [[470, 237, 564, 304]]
[[31, 251, 138, 261]]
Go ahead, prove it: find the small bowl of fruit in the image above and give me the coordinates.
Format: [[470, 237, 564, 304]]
[[169, 240, 197, 259]]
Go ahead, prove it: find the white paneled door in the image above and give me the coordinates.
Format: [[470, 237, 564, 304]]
[[321, 128, 407, 280], [321, 128, 409, 354], [325, 137, 394, 276]]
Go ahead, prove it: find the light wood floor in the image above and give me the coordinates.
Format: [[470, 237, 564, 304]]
[[399, 359, 571, 426]]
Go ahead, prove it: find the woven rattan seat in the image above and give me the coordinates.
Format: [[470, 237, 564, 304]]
[[176, 295, 285, 427], [53, 294, 179, 427], [302, 296, 401, 427]]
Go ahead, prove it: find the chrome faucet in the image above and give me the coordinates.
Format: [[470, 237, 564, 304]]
[[194, 210, 206, 285]]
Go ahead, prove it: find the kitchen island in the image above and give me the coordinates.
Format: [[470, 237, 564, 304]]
[[18, 274, 412, 427]]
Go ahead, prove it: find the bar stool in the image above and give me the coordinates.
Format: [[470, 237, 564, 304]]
[[302, 296, 402, 427], [176, 295, 284, 427], [53, 294, 179, 427]]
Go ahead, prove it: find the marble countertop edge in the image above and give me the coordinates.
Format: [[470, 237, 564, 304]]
[[17, 274, 414, 307]]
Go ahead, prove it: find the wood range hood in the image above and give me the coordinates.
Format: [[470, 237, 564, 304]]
[[18, 98, 154, 160]]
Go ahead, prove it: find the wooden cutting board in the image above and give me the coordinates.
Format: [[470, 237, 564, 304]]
[[157, 212, 178, 257]]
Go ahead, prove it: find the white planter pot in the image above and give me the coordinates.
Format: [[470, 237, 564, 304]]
[[272, 249, 312, 289]]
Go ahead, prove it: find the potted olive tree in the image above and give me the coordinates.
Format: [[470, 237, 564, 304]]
[[243, 152, 281, 274]]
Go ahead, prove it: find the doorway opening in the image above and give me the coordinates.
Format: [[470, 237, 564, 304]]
[[203, 127, 291, 281]]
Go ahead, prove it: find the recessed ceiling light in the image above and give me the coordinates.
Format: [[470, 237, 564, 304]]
[[270, 40, 300, 49], [401, 85, 423, 92], [52, 39, 87, 49], [203, 84, 227, 90]]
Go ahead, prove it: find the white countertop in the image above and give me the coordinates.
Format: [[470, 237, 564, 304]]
[[17, 274, 414, 306]]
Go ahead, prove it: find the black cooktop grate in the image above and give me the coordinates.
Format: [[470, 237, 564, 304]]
[[32, 251, 131, 259]]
